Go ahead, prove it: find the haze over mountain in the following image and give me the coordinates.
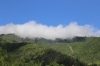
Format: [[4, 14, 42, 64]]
[[0, 21, 100, 40]]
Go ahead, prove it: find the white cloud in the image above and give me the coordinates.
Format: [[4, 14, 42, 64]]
[[0, 20, 99, 40]]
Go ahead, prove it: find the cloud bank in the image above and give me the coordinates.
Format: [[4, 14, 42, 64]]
[[0, 21, 100, 40]]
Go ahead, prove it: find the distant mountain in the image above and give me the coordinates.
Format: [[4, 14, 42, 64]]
[[0, 33, 35, 42], [0, 33, 88, 43]]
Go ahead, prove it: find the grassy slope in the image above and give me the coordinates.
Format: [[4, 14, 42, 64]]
[[39, 37, 100, 65], [70, 37, 100, 64], [78, 37, 100, 64]]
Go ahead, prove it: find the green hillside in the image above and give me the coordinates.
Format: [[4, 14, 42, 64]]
[[0, 34, 88, 66], [38, 37, 100, 65]]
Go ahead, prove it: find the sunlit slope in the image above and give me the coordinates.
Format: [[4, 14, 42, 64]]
[[39, 37, 100, 64], [10, 43, 86, 66], [77, 37, 100, 64], [11, 43, 46, 60]]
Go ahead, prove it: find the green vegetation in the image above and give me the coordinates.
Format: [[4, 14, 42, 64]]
[[38, 37, 100, 65], [0, 34, 100, 66], [0, 34, 88, 66]]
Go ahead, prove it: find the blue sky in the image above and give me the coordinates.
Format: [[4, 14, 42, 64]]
[[0, 0, 100, 27], [0, 0, 100, 39]]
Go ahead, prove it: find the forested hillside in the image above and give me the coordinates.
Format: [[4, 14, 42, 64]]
[[38, 37, 100, 65], [0, 34, 88, 66]]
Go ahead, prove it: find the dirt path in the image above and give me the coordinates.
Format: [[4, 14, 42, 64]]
[[68, 45, 74, 53]]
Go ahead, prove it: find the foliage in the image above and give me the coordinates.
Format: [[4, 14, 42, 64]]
[[40, 37, 100, 65], [0, 34, 100, 66]]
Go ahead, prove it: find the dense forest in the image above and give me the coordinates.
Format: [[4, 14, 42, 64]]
[[0, 34, 99, 66]]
